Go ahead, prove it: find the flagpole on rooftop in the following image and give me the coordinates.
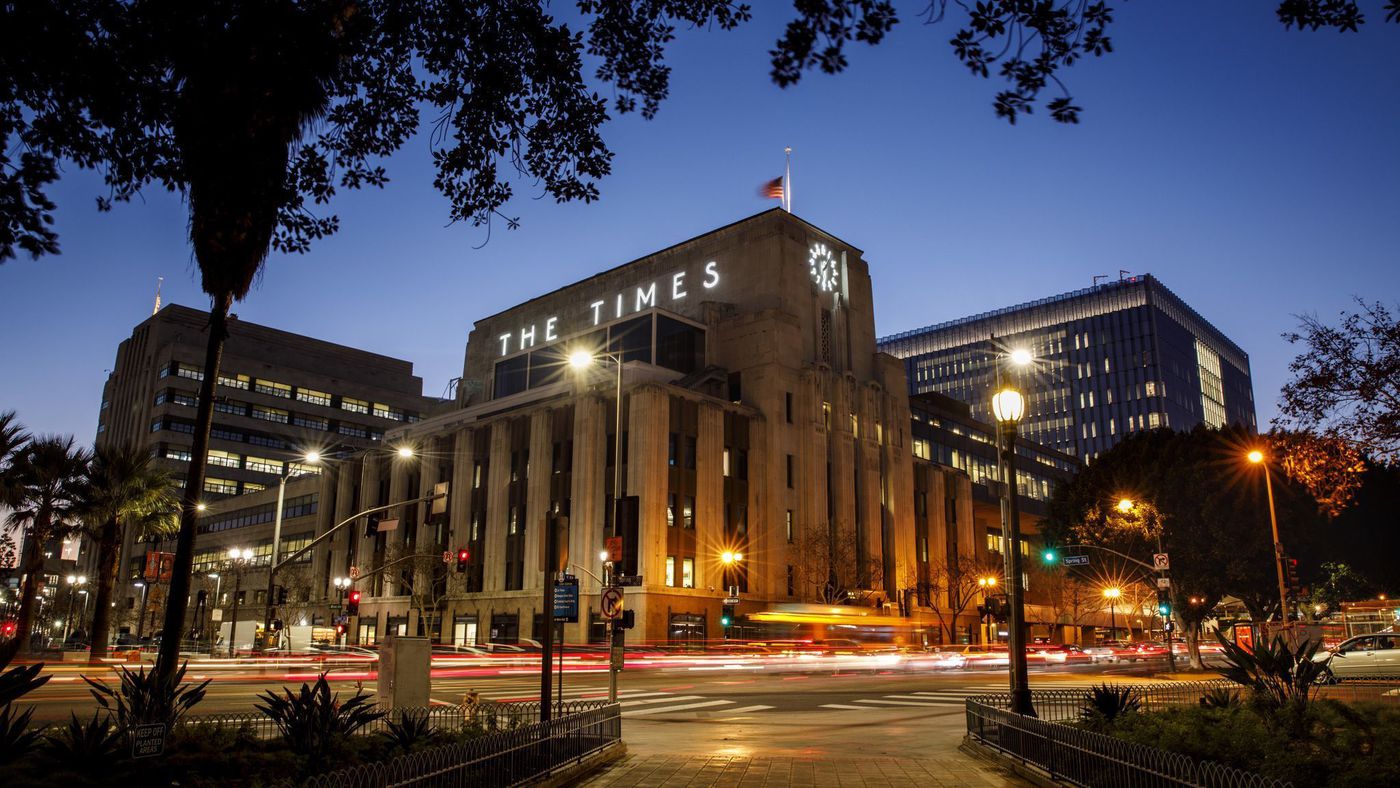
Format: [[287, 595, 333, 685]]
[[784, 147, 792, 212]]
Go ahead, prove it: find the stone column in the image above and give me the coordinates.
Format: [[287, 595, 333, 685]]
[[358, 452, 382, 595], [629, 386, 669, 590], [570, 396, 607, 595], [695, 403, 725, 595], [484, 422, 511, 593], [524, 409, 553, 589]]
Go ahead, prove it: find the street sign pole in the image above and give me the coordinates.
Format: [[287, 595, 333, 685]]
[[601, 585, 623, 703]]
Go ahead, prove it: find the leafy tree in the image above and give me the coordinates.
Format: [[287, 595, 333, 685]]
[[3, 436, 88, 656], [76, 445, 179, 660], [1270, 430, 1367, 518], [1308, 561, 1375, 614], [921, 554, 1003, 645], [1, 0, 750, 678], [1278, 300, 1400, 462], [1045, 425, 1325, 669]]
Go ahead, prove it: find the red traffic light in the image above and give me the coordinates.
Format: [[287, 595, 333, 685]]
[[458, 549, 470, 561], [1, 621, 15, 637], [349, 590, 361, 603]]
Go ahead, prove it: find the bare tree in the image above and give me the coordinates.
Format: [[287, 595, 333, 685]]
[[922, 554, 1002, 646], [370, 545, 463, 642], [1033, 565, 1108, 643], [790, 527, 886, 605]]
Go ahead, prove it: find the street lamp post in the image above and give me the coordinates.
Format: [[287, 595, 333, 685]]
[[720, 550, 744, 640], [225, 548, 254, 657], [1103, 587, 1121, 641], [1248, 450, 1291, 632], [991, 386, 1034, 716], [569, 348, 626, 704], [977, 576, 999, 644], [134, 581, 150, 639]]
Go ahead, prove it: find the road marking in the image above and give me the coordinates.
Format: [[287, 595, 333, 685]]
[[716, 705, 774, 715], [819, 704, 877, 710], [850, 698, 957, 707], [618, 695, 704, 707], [625, 699, 734, 716]]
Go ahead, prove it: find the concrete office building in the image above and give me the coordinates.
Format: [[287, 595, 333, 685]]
[[97, 304, 438, 636], [878, 275, 1256, 460], [334, 210, 916, 646]]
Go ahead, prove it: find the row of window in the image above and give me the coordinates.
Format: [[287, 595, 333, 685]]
[[156, 388, 389, 440], [151, 416, 384, 451], [161, 445, 321, 478], [198, 494, 319, 534], [159, 362, 418, 422]]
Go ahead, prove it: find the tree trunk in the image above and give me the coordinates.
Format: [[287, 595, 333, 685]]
[[87, 517, 122, 661], [13, 509, 49, 657], [1184, 621, 1204, 670], [156, 292, 231, 681]]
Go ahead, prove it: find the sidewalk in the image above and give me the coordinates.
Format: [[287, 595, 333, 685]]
[[576, 752, 1024, 787]]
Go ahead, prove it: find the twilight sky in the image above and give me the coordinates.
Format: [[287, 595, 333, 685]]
[[2, 1, 1397, 442]]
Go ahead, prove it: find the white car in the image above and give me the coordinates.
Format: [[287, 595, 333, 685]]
[[1313, 633, 1400, 678]]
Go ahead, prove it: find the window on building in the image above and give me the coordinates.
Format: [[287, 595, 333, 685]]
[[372, 403, 404, 421], [251, 405, 289, 424], [786, 565, 794, 596], [682, 496, 694, 529], [297, 388, 331, 406], [667, 494, 677, 527], [255, 379, 292, 398], [683, 436, 696, 469], [786, 510, 794, 544], [211, 427, 242, 442], [722, 448, 731, 477], [218, 373, 250, 390], [681, 558, 694, 589], [245, 456, 284, 474], [204, 478, 238, 495], [338, 423, 368, 438], [293, 414, 329, 430], [785, 392, 794, 423], [850, 413, 859, 438], [165, 448, 192, 462], [913, 439, 931, 460], [341, 397, 370, 415], [786, 454, 794, 488], [214, 399, 244, 416], [665, 556, 676, 587], [206, 450, 240, 468], [176, 363, 204, 381], [822, 401, 832, 430], [509, 506, 519, 535], [668, 433, 678, 466]]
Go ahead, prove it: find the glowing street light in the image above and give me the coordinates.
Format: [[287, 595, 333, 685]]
[[991, 383, 1033, 716], [1103, 586, 1122, 641], [568, 349, 595, 369], [1245, 449, 1290, 629], [1117, 498, 1134, 514], [1009, 348, 1034, 366], [1247, 450, 1265, 465]]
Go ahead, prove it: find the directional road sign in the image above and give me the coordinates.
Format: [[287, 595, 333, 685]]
[[1062, 555, 1090, 567], [1153, 553, 1170, 571]]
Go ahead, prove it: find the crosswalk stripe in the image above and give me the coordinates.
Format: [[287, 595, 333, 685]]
[[885, 694, 971, 701], [851, 698, 959, 707], [819, 704, 878, 710], [618, 695, 704, 707], [713, 705, 774, 715], [625, 700, 734, 716]]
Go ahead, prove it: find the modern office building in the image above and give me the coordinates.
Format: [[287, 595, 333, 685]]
[[96, 303, 439, 636], [878, 275, 1256, 460]]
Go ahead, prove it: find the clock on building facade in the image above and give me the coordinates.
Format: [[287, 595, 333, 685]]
[[809, 242, 839, 292]]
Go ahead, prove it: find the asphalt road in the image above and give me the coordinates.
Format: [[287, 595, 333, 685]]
[[21, 658, 1179, 724]]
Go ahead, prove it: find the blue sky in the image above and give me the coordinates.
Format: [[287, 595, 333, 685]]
[[2, 1, 1397, 441]]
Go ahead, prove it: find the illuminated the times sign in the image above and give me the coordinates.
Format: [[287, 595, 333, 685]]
[[498, 260, 720, 357]]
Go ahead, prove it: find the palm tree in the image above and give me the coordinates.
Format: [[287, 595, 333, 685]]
[[153, 3, 349, 677], [78, 445, 179, 660], [0, 411, 29, 587], [4, 436, 88, 655]]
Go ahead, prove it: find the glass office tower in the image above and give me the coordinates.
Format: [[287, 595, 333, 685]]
[[878, 275, 1255, 460]]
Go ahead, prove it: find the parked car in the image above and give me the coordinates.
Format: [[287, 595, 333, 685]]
[[1313, 633, 1400, 679], [1030, 644, 1094, 665]]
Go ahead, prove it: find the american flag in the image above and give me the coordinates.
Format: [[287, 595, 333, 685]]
[[760, 177, 784, 200]]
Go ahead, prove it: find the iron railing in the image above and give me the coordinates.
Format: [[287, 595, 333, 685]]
[[966, 699, 1290, 788], [964, 681, 1309, 787], [303, 702, 622, 787]]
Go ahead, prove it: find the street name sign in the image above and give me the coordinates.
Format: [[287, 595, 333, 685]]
[[1062, 555, 1090, 567], [616, 574, 642, 587]]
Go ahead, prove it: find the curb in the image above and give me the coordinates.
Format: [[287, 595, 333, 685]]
[[529, 740, 627, 787], [959, 736, 1061, 788]]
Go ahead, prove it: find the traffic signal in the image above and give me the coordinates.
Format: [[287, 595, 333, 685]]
[[1285, 557, 1300, 591], [1157, 589, 1172, 617], [365, 514, 381, 537], [270, 619, 283, 632], [1, 620, 15, 638], [620, 609, 636, 630], [456, 548, 470, 573], [346, 589, 361, 615], [196, 589, 207, 604], [276, 586, 288, 605], [1041, 548, 1058, 564], [720, 603, 734, 628]]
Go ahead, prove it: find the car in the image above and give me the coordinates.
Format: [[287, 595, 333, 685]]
[[1082, 644, 1118, 663], [1030, 644, 1094, 665], [901, 646, 973, 671], [1313, 633, 1400, 679]]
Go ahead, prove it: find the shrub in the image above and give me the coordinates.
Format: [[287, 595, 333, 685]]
[[1200, 687, 1242, 709], [83, 661, 210, 732], [1080, 683, 1141, 726], [42, 713, 123, 768], [255, 673, 385, 769], [0, 642, 50, 765], [381, 709, 436, 752], [1214, 630, 1325, 707]]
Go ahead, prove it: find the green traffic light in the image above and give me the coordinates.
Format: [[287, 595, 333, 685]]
[[1158, 604, 1171, 616], [721, 616, 732, 627], [1042, 549, 1057, 563]]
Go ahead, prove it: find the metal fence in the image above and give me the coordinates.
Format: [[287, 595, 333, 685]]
[[969, 680, 1240, 723], [303, 702, 622, 788], [965, 699, 1291, 788]]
